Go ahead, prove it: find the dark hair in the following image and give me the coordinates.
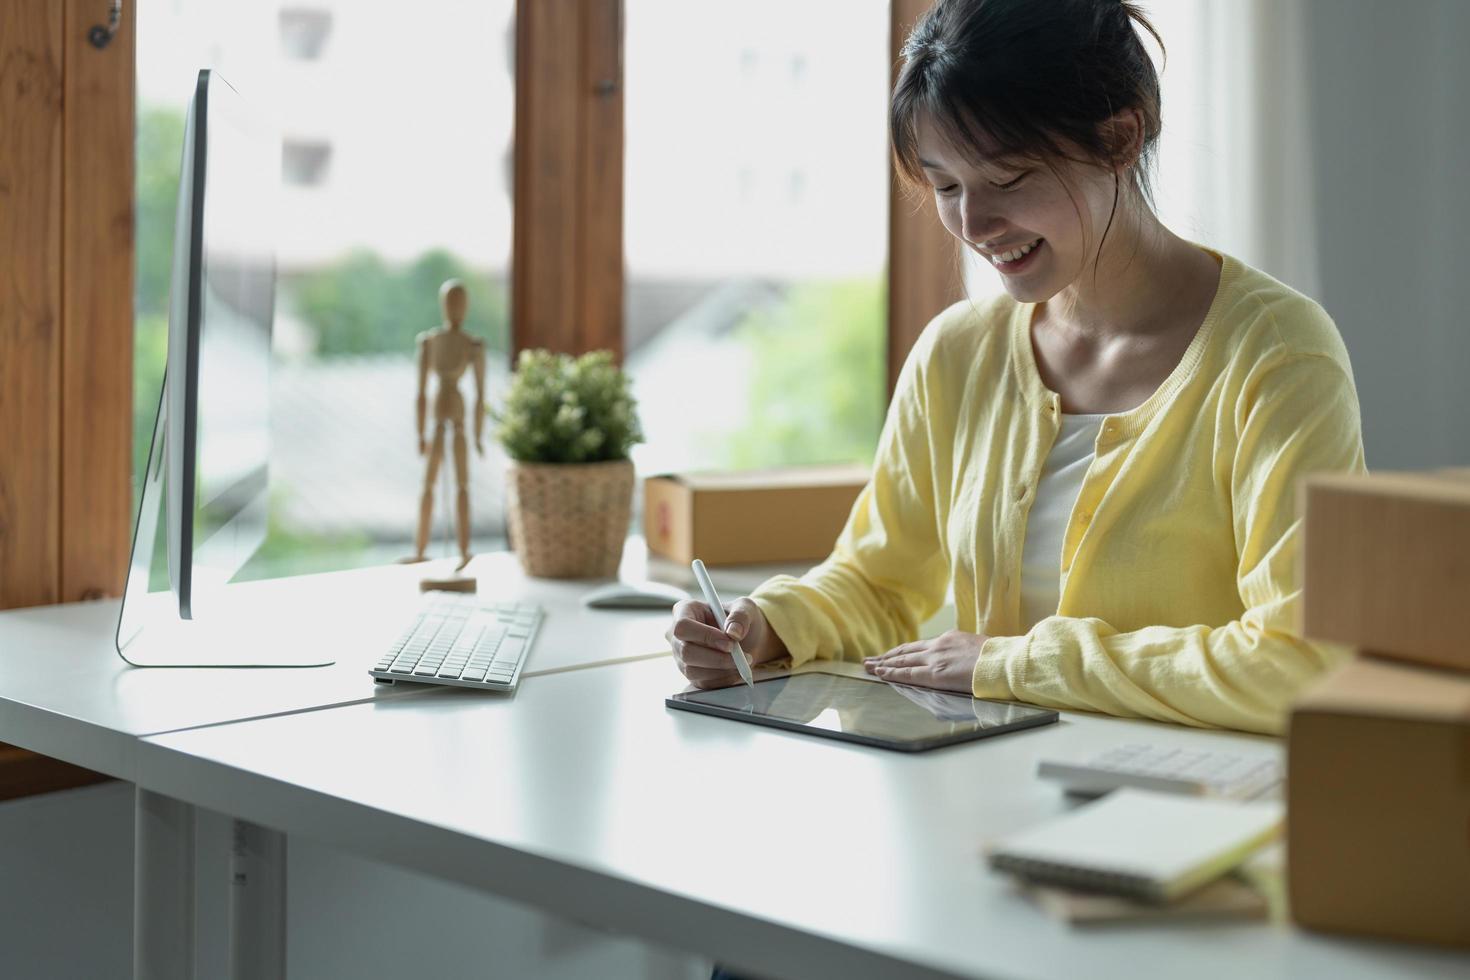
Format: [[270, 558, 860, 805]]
[[891, 0, 1165, 248]]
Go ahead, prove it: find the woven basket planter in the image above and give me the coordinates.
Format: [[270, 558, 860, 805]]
[[505, 459, 634, 578]]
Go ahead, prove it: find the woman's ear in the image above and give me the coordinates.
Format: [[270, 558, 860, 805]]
[[1104, 108, 1146, 172]]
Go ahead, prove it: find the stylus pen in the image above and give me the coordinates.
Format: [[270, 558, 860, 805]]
[[691, 559, 754, 688]]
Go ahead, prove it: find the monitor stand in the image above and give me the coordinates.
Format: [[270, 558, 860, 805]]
[[116, 372, 334, 668]]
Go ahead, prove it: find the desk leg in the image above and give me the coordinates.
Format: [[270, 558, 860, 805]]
[[134, 788, 195, 980], [229, 819, 286, 980]]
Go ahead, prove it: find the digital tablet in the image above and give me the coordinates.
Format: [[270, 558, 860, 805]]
[[666, 672, 1058, 752]]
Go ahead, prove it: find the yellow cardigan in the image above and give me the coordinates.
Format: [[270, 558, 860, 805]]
[[750, 253, 1366, 735]]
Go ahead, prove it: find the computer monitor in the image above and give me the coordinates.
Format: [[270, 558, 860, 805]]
[[166, 68, 273, 620], [117, 70, 331, 668]]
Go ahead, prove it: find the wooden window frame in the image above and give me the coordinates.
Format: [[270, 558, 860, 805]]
[[889, 1, 964, 393], [0, 1, 134, 611], [511, 0, 625, 362], [0, 0, 134, 796]]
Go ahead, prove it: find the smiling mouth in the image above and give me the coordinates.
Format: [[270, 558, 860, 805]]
[[987, 238, 1044, 266]]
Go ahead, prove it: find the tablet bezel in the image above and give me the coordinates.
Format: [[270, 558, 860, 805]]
[[665, 672, 1059, 752]]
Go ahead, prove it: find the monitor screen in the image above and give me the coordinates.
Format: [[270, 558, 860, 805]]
[[117, 71, 332, 667], [167, 69, 277, 618]]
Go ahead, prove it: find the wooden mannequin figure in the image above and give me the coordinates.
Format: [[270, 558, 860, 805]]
[[409, 279, 485, 577]]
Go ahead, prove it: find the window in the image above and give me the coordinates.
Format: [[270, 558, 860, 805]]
[[622, 0, 891, 478], [127, 0, 956, 588], [135, 0, 515, 580]]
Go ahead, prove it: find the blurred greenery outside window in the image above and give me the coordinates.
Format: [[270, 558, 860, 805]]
[[134, 107, 510, 581], [719, 278, 885, 470]]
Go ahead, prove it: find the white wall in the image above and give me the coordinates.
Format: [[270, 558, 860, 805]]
[[1303, 0, 1470, 470], [0, 783, 134, 978], [0, 783, 706, 980]]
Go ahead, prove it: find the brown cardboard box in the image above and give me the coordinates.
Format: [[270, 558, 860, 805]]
[[1287, 656, 1470, 947], [1301, 469, 1470, 672], [643, 464, 868, 566]]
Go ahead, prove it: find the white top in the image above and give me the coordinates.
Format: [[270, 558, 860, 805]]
[[1020, 413, 1107, 631]]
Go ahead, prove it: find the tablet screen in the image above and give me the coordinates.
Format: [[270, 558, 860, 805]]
[[667, 672, 1057, 751]]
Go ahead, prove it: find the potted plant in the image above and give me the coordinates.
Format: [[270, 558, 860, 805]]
[[490, 349, 644, 578]]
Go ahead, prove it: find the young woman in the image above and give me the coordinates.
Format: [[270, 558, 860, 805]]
[[667, 0, 1365, 736]]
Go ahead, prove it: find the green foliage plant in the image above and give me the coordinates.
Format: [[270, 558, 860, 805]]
[[491, 350, 644, 464]]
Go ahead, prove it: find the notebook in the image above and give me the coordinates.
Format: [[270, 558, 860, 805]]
[[984, 788, 1284, 903], [1017, 873, 1268, 925]]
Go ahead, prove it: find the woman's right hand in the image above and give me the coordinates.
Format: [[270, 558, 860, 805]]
[[667, 596, 784, 688]]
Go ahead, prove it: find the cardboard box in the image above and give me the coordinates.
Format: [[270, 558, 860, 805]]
[[643, 464, 868, 566], [1287, 656, 1470, 947], [1301, 469, 1470, 672]]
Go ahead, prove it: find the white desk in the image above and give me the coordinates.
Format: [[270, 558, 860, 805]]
[[0, 544, 805, 978], [0, 546, 707, 771], [1, 564, 411, 773], [137, 656, 1468, 980]]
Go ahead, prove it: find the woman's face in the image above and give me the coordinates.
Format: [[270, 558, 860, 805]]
[[914, 114, 1123, 304]]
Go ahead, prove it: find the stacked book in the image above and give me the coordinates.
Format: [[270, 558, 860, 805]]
[[983, 789, 1284, 925]]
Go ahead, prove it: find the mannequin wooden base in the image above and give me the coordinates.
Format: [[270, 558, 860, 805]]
[[419, 576, 476, 594]]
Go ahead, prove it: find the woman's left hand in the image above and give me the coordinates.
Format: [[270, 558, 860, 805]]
[[863, 630, 991, 694]]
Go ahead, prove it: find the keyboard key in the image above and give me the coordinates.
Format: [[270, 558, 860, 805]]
[[497, 637, 527, 665], [450, 625, 484, 657]]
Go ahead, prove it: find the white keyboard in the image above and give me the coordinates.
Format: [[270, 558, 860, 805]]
[[1038, 743, 1283, 800], [368, 592, 542, 692]]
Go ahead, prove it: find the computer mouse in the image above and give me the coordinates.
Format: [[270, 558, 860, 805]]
[[581, 580, 691, 610]]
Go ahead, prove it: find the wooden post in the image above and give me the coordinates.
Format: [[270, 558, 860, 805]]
[[62, 0, 135, 602], [512, 0, 625, 363], [887, 0, 962, 397], [0, 2, 65, 610], [0, 1, 133, 611], [0, 0, 131, 799]]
